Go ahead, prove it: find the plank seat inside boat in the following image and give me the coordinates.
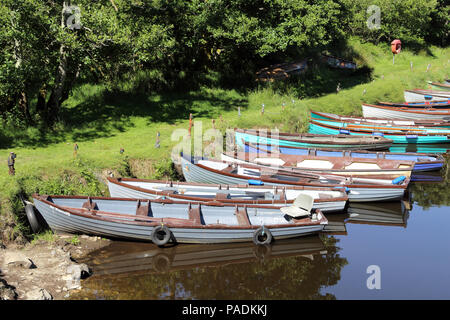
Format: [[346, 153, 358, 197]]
[[235, 206, 251, 226], [215, 192, 231, 200], [188, 203, 205, 225]]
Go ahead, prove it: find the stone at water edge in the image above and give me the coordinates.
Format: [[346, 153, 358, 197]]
[[25, 288, 53, 300]]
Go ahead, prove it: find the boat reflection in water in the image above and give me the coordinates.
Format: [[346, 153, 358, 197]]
[[389, 143, 450, 154], [71, 235, 348, 300], [323, 200, 410, 235], [79, 236, 327, 276]]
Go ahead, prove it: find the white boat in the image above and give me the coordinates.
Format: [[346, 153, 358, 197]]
[[362, 104, 450, 121], [180, 155, 409, 202], [404, 89, 450, 103], [107, 178, 348, 213]]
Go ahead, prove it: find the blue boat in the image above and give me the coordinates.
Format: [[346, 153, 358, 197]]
[[308, 119, 450, 144], [235, 129, 393, 150], [242, 141, 444, 172]]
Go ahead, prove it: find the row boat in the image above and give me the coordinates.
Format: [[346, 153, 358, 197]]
[[235, 128, 393, 150], [241, 141, 444, 172], [321, 54, 357, 70], [32, 194, 327, 244], [309, 119, 450, 144], [427, 81, 450, 92], [107, 177, 349, 213], [220, 151, 414, 179], [378, 100, 450, 108], [362, 104, 450, 120], [404, 89, 450, 103], [180, 155, 409, 202], [311, 109, 450, 128]]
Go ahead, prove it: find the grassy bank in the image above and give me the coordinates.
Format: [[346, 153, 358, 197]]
[[1, 39, 449, 243]]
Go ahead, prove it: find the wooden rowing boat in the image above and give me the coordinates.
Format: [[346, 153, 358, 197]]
[[32, 194, 327, 244], [321, 54, 357, 70], [362, 104, 450, 121], [221, 151, 414, 179], [241, 141, 445, 172], [378, 100, 450, 108], [107, 177, 349, 213], [404, 89, 450, 103], [427, 81, 450, 92], [309, 119, 450, 144], [180, 154, 409, 202], [234, 128, 393, 150], [311, 109, 450, 128]]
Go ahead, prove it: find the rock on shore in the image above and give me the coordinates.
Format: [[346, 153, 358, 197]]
[[0, 234, 109, 300]]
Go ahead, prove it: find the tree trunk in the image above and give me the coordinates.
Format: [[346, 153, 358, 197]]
[[18, 91, 32, 124], [46, 1, 69, 123]]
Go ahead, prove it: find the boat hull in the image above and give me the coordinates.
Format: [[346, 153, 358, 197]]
[[181, 157, 406, 202], [404, 90, 450, 103], [243, 143, 444, 172], [107, 179, 348, 213], [33, 197, 326, 244], [362, 104, 450, 121], [235, 130, 392, 150], [309, 120, 450, 144]]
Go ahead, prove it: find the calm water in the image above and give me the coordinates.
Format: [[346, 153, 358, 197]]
[[72, 157, 450, 300]]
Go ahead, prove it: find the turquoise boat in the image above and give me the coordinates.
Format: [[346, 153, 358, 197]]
[[234, 129, 393, 151], [308, 119, 450, 144]]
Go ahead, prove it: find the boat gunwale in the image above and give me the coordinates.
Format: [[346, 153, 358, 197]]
[[189, 157, 410, 189], [243, 141, 445, 164], [234, 128, 393, 146], [32, 194, 328, 230], [310, 119, 450, 137], [107, 177, 349, 204]]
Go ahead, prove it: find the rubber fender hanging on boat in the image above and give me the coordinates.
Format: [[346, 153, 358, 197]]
[[372, 132, 384, 137], [392, 176, 406, 185], [339, 129, 350, 135], [248, 179, 264, 185], [151, 225, 172, 246], [25, 204, 43, 233], [345, 187, 350, 193], [253, 227, 273, 245]]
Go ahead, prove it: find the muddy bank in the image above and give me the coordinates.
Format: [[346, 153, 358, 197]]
[[0, 234, 110, 300]]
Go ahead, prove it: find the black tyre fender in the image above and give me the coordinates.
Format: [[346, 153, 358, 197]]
[[151, 225, 172, 246], [252, 227, 272, 245], [25, 204, 43, 233]]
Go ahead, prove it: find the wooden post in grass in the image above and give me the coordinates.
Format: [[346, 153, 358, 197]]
[[426, 64, 431, 72], [410, 61, 413, 71], [188, 113, 193, 136], [238, 106, 241, 117], [155, 132, 160, 148], [73, 143, 78, 158], [212, 119, 215, 130]]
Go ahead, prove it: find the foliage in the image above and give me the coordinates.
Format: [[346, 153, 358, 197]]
[[341, 0, 445, 48]]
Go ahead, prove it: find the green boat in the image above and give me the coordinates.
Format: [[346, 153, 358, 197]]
[[308, 119, 450, 144], [234, 128, 393, 151]]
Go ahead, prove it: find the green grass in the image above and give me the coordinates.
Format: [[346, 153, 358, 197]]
[[0, 39, 449, 242]]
